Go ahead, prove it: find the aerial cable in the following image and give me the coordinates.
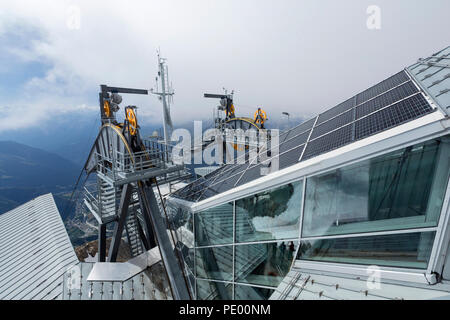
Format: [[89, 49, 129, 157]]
[[64, 167, 88, 219], [64, 114, 100, 219]]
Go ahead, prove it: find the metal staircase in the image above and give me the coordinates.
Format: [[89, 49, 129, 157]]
[[125, 206, 144, 257], [98, 181, 116, 220]]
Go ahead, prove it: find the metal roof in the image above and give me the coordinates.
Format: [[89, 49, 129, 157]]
[[270, 265, 450, 300], [62, 260, 173, 300], [407, 46, 450, 117], [173, 48, 449, 203], [0, 194, 78, 300]]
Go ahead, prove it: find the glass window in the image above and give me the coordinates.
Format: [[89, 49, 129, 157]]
[[303, 139, 449, 237], [234, 285, 274, 300], [196, 280, 233, 300], [195, 202, 233, 246], [235, 181, 303, 243], [185, 268, 196, 297], [196, 246, 233, 281], [167, 203, 194, 274], [235, 241, 298, 287], [297, 231, 436, 269]]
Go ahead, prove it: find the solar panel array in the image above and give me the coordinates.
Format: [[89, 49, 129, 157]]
[[174, 70, 436, 202]]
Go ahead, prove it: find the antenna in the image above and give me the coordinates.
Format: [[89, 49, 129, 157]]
[[150, 50, 175, 146]]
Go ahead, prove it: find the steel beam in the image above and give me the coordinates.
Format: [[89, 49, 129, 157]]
[[137, 187, 157, 249], [204, 93, 228, 99], [108, 184, 133, 262], [98, 223, 107, 262], [136, 219, 150, 251], [101, 85, 148, 95], [114, 165, 187, 186], [139, 182, 191, 300]]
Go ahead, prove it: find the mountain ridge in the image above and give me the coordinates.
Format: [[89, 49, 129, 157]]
[[0, 140, 80, 215]]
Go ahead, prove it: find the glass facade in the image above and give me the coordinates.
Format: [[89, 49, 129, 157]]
[[195, 202, 234, 246], [297, 231, 436, 269], [302, 139, 448, 237], [194, 181, 303, 300], [235, 241, 297, 287], [166, 202, 195, 292], [235, 181, 303, 242], [196, 246, 233, 281], [196, 279, 233, 300], [168, 135, 450, 300], [234, 285, 275, 300]]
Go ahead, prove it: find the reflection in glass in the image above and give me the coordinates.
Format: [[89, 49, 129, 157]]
[[196, 246, 233, 281], [167, 203, 194, 275], [303, 138, 450, 237], [235, 241, 297, 287], [196, 280, 233, 300], [234, 284, 274, 300], [297, 231, 436, 269], [235, 181, 302, 242], [195, 202, 234, 246]]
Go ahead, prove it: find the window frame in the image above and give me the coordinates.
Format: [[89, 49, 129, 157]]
[[301, 140, 446, 239], [297, 137, 450, 275]]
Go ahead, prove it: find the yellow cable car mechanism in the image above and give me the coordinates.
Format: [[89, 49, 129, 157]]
[[126, 107, 138, 136], [103, 100, 111, 117], [227, 103, 235, 118]]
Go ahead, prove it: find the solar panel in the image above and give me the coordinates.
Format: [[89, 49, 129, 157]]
[[197, 164, 245, 193], [199, 173, 243, 201], [279, 145, 305, 170], [310, 109, 354, 140], [234, 164, 263, 188], [316, 97, 354, 125], [355, 94, 434, 140], [279, 130, 310, 154], [356, 81, 418, 119], [279, 130, 290, 143], [281, 117, 316, 142], [194, 186, 220, 201], [233, 144, 301, 188], [198, 141, 306, 196], [302, 124, 353, 161], [356, 70, 409, 104], [172, 68, 437, 203], [175, 178, 203, 200]]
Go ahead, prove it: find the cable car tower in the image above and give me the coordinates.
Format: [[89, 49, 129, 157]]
[[83, 85, 191, 299]]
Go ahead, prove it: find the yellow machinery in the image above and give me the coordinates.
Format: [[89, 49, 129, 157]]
[[204, 91, 269, 154], [254, 107, 268, 128]]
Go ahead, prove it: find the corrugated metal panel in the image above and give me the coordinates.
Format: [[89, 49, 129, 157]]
[[270, 267, 450, 300], [408, 46, 450, 116], [0, 194, 78, 300], [62, 261, 173, 300]]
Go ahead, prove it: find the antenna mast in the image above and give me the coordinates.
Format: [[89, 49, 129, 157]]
[[151, 50, 174, 146]]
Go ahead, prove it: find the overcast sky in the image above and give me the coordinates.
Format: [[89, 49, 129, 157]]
[[0, 0, 449, 133]]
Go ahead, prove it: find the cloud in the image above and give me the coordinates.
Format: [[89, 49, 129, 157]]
[[0, 0, 450, 133]]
